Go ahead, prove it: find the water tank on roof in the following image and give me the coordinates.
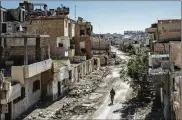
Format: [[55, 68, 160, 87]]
[[78, 17, 83, 22]]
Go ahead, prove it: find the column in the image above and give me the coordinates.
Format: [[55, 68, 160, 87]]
[[36, 37, 41, 62], [24, 38, 28, 65]]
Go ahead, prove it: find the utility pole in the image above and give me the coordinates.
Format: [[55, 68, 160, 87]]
[[75, 5, 76, 21], [99, 34, 100, 54]]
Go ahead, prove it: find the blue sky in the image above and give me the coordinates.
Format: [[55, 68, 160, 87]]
[[2, 1, 181, 34]]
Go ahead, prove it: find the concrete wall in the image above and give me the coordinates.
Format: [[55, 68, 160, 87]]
[[154, 43, 169, 53], [24, 59, 52, 78], [73, 36, 92, 58], [56, 37, 70, 49], [11, 59, 52, 85], [171, 76, 181, 120], [73, 66, 79, 83], [40, 69, 53, 100], [12, 74, 41, 119], [68, 49, 75, 58], [80, 41, 85, 49], [72, 23, 75, 37], [6, 38, 35, 46], [64, 19, 69, 37], [7, 83, 21, 103], [27, 18, 67, 57], [158, 20, 181, 40], [11, 66, 24, 84], [92, 38, 110, 50], [158, 20, 181, 32], [170, 41, 181, 68]]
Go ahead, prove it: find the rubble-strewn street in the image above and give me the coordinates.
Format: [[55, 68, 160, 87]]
[[17, 47, 132, 120], [1, 1, 180, 120]]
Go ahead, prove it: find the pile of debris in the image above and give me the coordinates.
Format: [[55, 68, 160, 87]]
[[54, 103, 96, 119], [71, 105, 96, 115], [68, 67, 110, 98], [51, 65, 112, 119], [68, 84, 97, 98], [108, 56, 127, 65]]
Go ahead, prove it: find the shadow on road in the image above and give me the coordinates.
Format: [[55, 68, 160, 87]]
[[113, 97, 151, 119], [144, 102, 164, 120]]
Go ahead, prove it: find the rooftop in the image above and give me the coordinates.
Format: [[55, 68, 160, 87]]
[[158, 19, 181, 23], [0, 33, 50, 38], [30, 15, 68, 20]]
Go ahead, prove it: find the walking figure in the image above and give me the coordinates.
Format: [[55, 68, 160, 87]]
[[110, 88, 115, 105]]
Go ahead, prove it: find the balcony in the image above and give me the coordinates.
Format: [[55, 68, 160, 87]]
[[24, 59, 52, 78], [1, 83, 21, 104], [11, 59, 52, 84]]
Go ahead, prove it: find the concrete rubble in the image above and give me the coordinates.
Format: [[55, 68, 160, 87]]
[[51, 66, 112, 119], [21, 60, 112, 120]]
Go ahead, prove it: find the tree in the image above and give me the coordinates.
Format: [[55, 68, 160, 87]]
[[120, 54, 149, 99]]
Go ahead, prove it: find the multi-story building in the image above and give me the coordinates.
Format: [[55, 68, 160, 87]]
[[27, 16, 70, 59], [73, 17, 93, 59], [146, 19, 181, 120], [0, 33, 51, 120], [0, 2, 101, 120]]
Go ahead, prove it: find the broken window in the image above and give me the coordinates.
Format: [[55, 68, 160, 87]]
[[86, 28, 91, 36], [62, 79, 66, 87], [33, 80, 40, 93], [81, 48, 86, 53], [21, 87, 25, 99], [22, 11, 25, 22], [58, 43, 63, 47], [2, 23, 7, 33], [80, 30, 85, 36], [3, 11, 6, 22], [13, 96, 21, 104], [69, 70, 72, 80], [16, 27, 20, 31]]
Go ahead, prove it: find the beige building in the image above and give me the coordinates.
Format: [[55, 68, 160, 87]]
[[27, 16, 70, 58], [158, 19, 181, 40]]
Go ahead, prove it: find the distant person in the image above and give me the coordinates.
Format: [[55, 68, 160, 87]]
[[110, 88, 115, 105]]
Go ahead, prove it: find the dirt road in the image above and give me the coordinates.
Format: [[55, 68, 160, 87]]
[[70, 46, 132, 120], [20, 47, 131, 120]]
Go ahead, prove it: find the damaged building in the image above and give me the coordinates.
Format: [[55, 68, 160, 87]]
[[0, 1, 102, 120], [146, 19, 181, 120]]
